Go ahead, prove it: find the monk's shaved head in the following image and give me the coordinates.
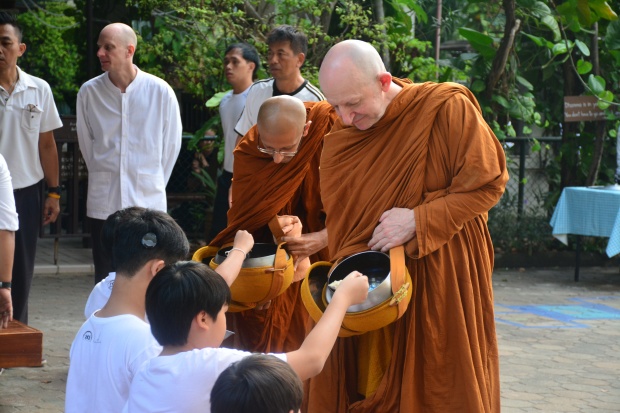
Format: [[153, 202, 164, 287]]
[[317, 40, 400, 130], [319, 40, 385, 88], [257, 96, 307, 137], [100, 23, 138, 49]]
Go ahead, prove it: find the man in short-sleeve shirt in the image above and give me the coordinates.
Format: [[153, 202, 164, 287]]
[[0, 12, 62, 324]]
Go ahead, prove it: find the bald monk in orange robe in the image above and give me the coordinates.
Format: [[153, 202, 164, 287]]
[[210, 96, 338, 353], [302, 40, 509, 412]]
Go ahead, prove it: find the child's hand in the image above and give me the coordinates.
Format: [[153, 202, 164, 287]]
[[331, 271, 369, 307], [233, 230, 254, 254]]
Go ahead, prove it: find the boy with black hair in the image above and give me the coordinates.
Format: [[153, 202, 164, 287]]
[[66, 207, 191, 413], [211, 354, 303, 413], [123, 261, 369, 412]]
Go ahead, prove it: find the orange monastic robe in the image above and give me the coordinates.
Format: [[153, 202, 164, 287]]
[[210, 101, 338, 353], [303, 79, 508, 412]]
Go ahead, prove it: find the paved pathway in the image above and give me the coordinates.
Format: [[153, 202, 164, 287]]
[[0, 238, 619, 412]]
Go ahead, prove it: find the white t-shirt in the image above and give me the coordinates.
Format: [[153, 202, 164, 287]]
[[84, 272, 116, 318], [0, 154, 18, 231], [219, 87, 251, 173], [234, 78, 324, 137], [76, 66, 182, 219], [123, 348, 287, 413], [65, 313, 161, 413], [0, 67, 63, 189]]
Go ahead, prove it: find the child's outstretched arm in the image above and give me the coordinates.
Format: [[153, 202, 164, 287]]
[[214, 230, 254, 286], [286, 271, 369, 380]]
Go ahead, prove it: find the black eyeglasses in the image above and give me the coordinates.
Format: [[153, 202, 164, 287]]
[[257, 134, 303, 157]]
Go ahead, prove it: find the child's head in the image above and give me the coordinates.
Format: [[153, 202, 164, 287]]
[[210, 354, 303, 413], [111, 207, 189, 277], [146, 261, 231, 347]]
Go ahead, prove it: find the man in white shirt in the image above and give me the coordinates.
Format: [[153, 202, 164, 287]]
[[234, 25, 324, 138], [0, 12, 62, 324], [208, 43, 260, 240], [77, 23, 182, 284]]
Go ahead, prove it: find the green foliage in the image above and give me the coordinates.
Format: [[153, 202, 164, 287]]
[[16, 2, 83, 113]]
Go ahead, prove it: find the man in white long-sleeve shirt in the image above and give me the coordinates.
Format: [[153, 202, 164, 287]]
[[77, 23, 182, 284]]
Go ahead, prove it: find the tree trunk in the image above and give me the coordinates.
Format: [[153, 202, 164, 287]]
[[585, 22, 606, 186], [484, 0, 520, 100]]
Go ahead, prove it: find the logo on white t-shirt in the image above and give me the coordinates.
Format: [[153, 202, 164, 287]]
[[83, 331, 93, 341]]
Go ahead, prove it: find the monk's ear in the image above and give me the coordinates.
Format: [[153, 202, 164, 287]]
[[302, 120, 312, 137], [378, 72, 392, 92]]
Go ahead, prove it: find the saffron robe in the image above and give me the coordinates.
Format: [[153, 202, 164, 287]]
[[303, 79, 508, 412], [210, 101, 338, 353]]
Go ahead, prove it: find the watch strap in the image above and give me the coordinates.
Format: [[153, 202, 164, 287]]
[[0, 282, 12, 289], [47, 186, 61, 194]]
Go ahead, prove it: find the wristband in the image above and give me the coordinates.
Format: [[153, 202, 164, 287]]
[[0, 282, 11, 289], [47, 186, 61, 194], [226, 247, 248, 259], [47, 193, 61, 199]]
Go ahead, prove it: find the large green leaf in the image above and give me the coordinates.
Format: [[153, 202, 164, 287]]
[[605, 20, 620, 49], [552, 42, 569, 55], [522, 32, 545, 47], [590, 0, 618, 21], [597, 90, 614, 110], [587, 74, 606, 94], [576, 59, 593, 74], [205, 91, 229, 108], [458, 27, 497, 58], [541, 15, 561, 41], [530, 1, 552, 19], [516, 75, 534, 91], [575, 39, 590, 56]]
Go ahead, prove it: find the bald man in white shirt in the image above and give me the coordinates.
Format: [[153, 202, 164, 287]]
[[77, 23, 182, 284]]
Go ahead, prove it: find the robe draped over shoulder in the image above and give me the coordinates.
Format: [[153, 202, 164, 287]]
[[303, 79, 508, 412], [211, 101, 337, 353]]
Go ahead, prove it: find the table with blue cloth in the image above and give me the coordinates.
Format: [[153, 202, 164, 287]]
[[549, 186, 620, 281]]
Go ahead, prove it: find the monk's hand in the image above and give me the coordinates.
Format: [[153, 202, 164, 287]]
[[276, 215, 302, 238], [281, 229, 327, 262], [368, 208, 416, 252]]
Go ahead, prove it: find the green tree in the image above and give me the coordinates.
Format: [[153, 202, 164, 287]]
[[17, 2, 83, 114]]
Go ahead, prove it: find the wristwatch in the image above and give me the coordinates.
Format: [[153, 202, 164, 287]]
[[47, 186, 61, 195], [0, 282, 12, 289]]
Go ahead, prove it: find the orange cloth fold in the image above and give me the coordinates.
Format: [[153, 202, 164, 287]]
[[303, 79, 508, 412], [211, 101, 338, 353]]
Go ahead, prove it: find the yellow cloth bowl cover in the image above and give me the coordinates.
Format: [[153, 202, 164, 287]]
[[300, 246, 412, 337], [192, 243, 295, 312]]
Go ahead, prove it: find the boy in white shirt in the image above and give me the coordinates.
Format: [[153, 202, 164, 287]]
[[211, 354, 303, 413], [123, 260, 369, 412]]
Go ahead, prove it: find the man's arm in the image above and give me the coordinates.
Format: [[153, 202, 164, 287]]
[[161, 89, 183, 183], [76, 90, 94, 170], [39, 131, 60, 225], [285, 271, 368, 380], [0, 230, 14, 328]]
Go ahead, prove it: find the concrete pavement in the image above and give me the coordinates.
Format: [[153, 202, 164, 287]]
[[0, 237, 619, 412]]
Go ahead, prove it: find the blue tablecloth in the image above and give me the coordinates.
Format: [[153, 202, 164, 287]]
[[549, 186, 620, 257]]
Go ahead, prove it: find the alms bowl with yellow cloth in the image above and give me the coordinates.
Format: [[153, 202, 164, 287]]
[[300, 246, 412, 337], [325, 251, 392, 313], [192, 243, 294, 312]]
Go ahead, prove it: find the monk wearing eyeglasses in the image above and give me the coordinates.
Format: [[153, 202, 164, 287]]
[[209, 95, 338, 353], [302, 40, 509, 413]]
